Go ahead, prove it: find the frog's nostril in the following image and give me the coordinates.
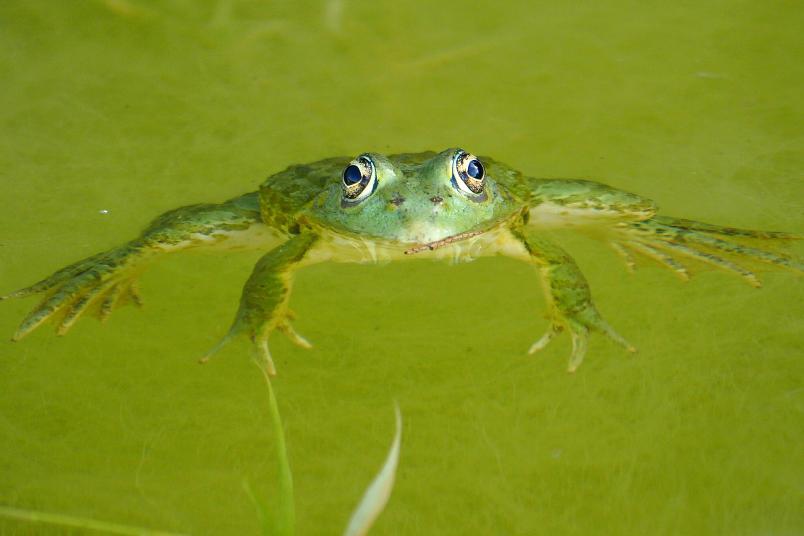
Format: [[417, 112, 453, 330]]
[[430, 195, 443, 205]]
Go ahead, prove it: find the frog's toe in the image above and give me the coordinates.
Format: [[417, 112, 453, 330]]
[[278, 322, 313, 349], [549, 318, 613, 373], [200, 320, 301, 377], [2, 263, 86, 302], [253, 336, 278, 376], [56, 281, 115, 335], [127, 281, 144, 307], [276, 311, 313, 349], [12, 307, 50, 341], [200, 332, 278, 376], [527, 320, 592, 372], [565, 321, 590, 373], [609, 242, 638, 273], [12, 272, 100, 340], [578, 308, 637, 354], [97, 283, 124, 322], [529, 308, 635, 372], [612, 240, 690, 281], [528, 323, 563, 354]]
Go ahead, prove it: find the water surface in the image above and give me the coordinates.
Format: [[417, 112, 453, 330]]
[[1, 1, 802, 534]]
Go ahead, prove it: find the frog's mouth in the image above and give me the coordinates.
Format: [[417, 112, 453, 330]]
[[403, 229, 485, 255]]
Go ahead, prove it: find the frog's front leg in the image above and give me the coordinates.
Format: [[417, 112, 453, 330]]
[[202, 232, 319, 375], [3, 192, 269, 339], [512, 229, 636, 372]]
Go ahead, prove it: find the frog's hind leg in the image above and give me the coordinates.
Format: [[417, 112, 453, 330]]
[[4, 192, 268, 340], [200, 233, 318, 376], [612, 217, 802, 286], [514, 230, 636, 372], [619, 240, 690, 281], [6, 245, 148, 340]]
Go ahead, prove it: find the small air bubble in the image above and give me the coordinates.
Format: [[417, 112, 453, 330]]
[[99, 209, 109, 215]]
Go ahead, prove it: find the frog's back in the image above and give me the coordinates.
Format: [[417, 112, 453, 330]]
[[259, 156, 349, 231]]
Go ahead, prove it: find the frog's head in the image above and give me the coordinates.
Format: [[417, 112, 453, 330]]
[[308, 148, 515, 247]]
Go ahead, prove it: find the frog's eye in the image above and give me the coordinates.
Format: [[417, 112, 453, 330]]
[[342, 155, 377, 202], [452, 150, 485, 195]]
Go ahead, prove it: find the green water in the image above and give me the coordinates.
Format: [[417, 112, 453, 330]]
[[2, 1, 803, 534]]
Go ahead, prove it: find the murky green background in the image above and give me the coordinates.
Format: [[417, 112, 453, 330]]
[[1, 1, 802, 534]]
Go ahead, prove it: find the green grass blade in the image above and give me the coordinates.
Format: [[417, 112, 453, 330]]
[[242, 478, 273, 536], [343, 404, 402, 536], [0, 505, 186, 536], [258, 363, 295, 536]]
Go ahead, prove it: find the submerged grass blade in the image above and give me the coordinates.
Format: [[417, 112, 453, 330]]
[[257, 363, 295, 536], [343, 404, 402, 536], [243, 479, 273, 536], [0, 505, 186, 536]]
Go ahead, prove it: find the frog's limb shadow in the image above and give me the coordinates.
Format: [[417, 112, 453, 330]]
[[2, 192, 266, 341], [200, 233, 319, 376], [512, 230, 636, 372]]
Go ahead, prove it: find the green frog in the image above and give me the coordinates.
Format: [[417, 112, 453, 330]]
[[3, 149, 801, 373]]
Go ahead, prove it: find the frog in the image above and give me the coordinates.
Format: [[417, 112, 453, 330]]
[[3, 148, 801, 374]]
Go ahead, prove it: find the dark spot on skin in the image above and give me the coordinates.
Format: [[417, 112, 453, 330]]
[[390, 194, 406, 206], [430, 195, 443, 204]]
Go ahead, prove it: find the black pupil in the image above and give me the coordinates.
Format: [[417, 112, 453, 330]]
[[467, 159, 483, 180], [343, 164, 363, 185]]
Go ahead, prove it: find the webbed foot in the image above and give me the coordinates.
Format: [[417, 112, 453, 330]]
[[200, 310, 313, 376], [3, 243, 148, 340], [529, 308, 636, 373], [611, 217, 802, 285]]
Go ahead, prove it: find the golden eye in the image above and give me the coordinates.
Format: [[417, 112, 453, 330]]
[[452, 150, 485, 195], [342, 155, 377, 202]]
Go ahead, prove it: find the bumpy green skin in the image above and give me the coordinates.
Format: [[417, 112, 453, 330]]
[[4, 148, 801, 373]]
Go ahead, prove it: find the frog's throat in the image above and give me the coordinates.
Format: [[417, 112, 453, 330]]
[[403, 230, 485, 255]]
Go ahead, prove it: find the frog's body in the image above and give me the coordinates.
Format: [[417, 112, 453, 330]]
[[4, 149, 801, 373]]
